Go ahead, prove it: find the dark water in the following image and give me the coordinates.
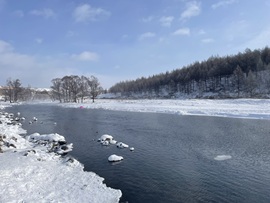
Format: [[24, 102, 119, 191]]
[[7, 104, 270, 203]]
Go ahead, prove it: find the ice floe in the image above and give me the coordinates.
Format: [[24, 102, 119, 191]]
[[214, 155, 232, 161], [108, 154, 124, 162]]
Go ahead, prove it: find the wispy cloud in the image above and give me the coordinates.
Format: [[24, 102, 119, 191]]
[[159, 16, 174, 27], [0, 40, 13, 53], [71, 51, 99, 61], [73, 4, 110, 22], [180, 1, 201, 20], [138, 32, 156, 41], [211, 0, 237, 9], [172, 28, 190, 36], [201, 38, 215, 44], [29, 8, 56, 19]]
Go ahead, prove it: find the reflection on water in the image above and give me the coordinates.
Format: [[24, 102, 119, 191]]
[[8, 104, 270, 203]]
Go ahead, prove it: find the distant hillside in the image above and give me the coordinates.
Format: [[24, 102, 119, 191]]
[[109, 47, 270, 99]]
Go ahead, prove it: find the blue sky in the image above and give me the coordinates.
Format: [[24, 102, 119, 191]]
[[0, 0, 270, 89]]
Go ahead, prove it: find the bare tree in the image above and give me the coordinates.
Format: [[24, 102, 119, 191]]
[[5, 78, 22, 103], [51, 78, 62, 102], [88, 75, 102, 102]]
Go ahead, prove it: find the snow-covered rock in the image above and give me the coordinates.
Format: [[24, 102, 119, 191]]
[[100, 134, 113, 142], [108, 154, 124, 162], [102, 140, 109, 146], [28, 133, 66, 142], [116, 142, 129, 148], [110, 140, 117, 144]]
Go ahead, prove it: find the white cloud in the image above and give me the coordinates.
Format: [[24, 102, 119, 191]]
[[73, 4, 110, 22], [138, 32, 156, 41], [0, 40, 13, 53], [35, 38, 43, 44], [180, 1, 201, 20], [71, 51, 99, 61], [211, 0, 237, 9], [12, 10, 24, 17], [172, 28, 190, 36], [29, 8, 56, 19], [159, 16, 174, 27], [201, 38, 215, 43]]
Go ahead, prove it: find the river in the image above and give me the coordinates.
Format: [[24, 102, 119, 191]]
[[7, 104, 270, 203]]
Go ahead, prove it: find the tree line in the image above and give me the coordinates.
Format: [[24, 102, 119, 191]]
[[1, 78, 33, 102], [109, 47, 270, 98], [50, 75, 103, 103], [1, 75, 103, 103]]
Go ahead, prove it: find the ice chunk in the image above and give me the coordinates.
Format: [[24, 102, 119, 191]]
[[108, 154, 123, 162], [214, 155, 232, 161]]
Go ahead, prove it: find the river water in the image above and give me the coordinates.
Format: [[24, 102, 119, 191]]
[[7, 104, 270, 203]]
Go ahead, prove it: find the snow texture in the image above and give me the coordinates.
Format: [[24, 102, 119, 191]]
[[0, 110, 122, 203], [61, 99, 270, 120], [214, 155, 232, 161], [108, 154, 124, 162]]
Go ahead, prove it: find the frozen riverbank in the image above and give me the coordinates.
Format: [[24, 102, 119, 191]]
[[60, 99, 270, 120], [0, 105, 122, 203]]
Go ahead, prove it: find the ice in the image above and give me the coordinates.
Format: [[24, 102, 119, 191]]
[[58, 99, 270, 120], [214, 155, 232, 161], [108, 154, 124, 162]]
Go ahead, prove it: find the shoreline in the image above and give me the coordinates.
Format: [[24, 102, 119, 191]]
[[0, 105, 122, 203]]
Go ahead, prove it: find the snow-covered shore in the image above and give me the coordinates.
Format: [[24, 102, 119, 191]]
[[60, 99, 270, 120], [0, 105, 122, 203]]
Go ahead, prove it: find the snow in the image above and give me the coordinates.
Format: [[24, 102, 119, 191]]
[[99, 134, 114, 142], [108, 154, 124, 162], [0, 111, 122, 203], [28, 132, 66, 142], [116, 142, 129, 148], [214, 155, 232, 161], [61, 99, 270, 120]]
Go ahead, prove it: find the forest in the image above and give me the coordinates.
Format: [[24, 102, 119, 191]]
[[109, 47, 270, 99]]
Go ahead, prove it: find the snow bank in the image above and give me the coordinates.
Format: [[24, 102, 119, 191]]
[[60, 99, 270, 120], [0, 110, 122, 203]]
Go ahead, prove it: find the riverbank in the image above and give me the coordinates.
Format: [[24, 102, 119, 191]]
[[0, 104, 122, 203]]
